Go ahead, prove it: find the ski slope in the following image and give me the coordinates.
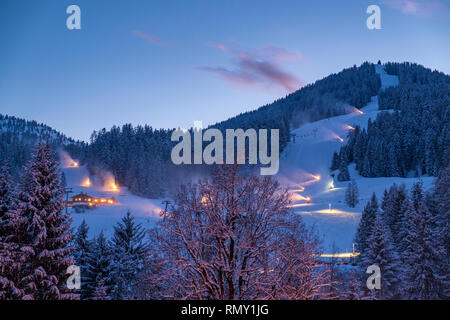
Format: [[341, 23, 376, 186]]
[[63, 163, 163, 238], [277, 65, 434, 253], [63, 65, 433, 250]]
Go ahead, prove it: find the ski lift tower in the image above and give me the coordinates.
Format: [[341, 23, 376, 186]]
[[290, 133, 297, 143], [64, 187, 73, 214]]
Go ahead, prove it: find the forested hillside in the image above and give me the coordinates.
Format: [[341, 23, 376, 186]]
[[85, 62, 381, 198], [214, 62, 380, 149], [333, 62, 450, 179], [0, 114, 85, 177]]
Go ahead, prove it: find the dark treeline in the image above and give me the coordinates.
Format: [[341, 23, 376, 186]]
[[332, 62, 450, 180], [213, 62, 380, 149], [0, 114, 86, 177], [349, 170, 449, 299]]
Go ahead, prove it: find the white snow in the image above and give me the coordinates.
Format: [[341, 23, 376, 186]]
[[375, 64, 399, 90], [63, 164, 163, 238], [277, 66, 434, 253]]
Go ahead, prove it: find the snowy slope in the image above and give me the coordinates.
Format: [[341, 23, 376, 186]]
[[277, 65, 434, 253], [63, 65, 433, 249], [63, 163, 163, 238]]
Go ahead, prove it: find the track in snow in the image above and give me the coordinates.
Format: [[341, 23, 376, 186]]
[[277, 65, 434, 253]]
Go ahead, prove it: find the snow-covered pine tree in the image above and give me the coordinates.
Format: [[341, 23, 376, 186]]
[[330, 152, 340, 171], [0, 164, 22, 300], [432, 165, 449, 261], [345, 271, 363, 300], [0, 164, 14, 239], [337, 160, 350, 181], [354, 193, 378, 257], [360, 212, 401, 299], [345, 179, 359, 208], [410, 180, 424, 210], [73, 220, 92, 299], [337, 148, 350, 181], [401, 196, 447, 299], [381, 184, 408, 247], [108, 211, 148, 300], [92, 278, 109, 300], [9, 142, 77, 300], [85, 232, 112, 299]]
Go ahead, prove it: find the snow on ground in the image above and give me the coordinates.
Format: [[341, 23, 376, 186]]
[[375, 64, 399, 90], [277, 66, 434, 254], [63, 164, 163, 238]]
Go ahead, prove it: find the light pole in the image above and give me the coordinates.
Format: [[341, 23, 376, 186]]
[[64, 187, 73, 214], [162, 200, 171, 215]]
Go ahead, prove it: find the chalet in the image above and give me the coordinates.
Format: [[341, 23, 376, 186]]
[[70, 192, 115, 208]]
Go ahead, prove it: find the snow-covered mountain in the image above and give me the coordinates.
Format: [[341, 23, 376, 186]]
[[3, 63, 446, 253], [0, 114, 85, 176], [277, 65, 434, 253], [0, 114, 79, 145]]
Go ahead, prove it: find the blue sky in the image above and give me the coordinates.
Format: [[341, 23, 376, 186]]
[[0, 0, 449, 141]]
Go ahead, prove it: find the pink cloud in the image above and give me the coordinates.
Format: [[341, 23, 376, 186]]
[[206, 43, 231, 52], [197, 43, 304, 93], [132, 30, 164, 45], [382, 0, 446, 17]]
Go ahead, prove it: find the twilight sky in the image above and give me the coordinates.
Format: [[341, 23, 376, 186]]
[[0, 0, 449, 141]]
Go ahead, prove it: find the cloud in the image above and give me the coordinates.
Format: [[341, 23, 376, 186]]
[[382, 0, 445, 17], [132, 30, 164, 45], [197, 43, 304, 93]]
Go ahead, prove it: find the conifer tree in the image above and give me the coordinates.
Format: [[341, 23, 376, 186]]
[[0, 164, 21, 299], [330, 152, 340, 171], [85, 232, 112, 299], [354, 193, 378, 256], [0, 164, 14, 239], [73, 220, 91, 299], [361, 213, 401, 299], [20, 142, 75, 299], [401, 197, 447, 299], [92, 278, 109, 300], [433, 165, 449, 259], [108, 211, 148, 300], [3, 142, 77, 300], [381, 184, 408, 246], [345, 179, 359, 208]]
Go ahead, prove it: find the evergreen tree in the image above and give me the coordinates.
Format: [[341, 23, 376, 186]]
[[354, 193, 379, 255], [0, 164, 14, 239], [330, 152, 340, 171], [0, 165, 21, 299], [433, 165, 449, 259], [3, 142, 77, 300], [345, 271, 363, 300], [92, 278, 109, 300], [361, 212, 401, 299], [337, 159, 350, 181], [0, 165, 23, 300], [108, 211, 148, 300], [381, 184, 408, 246], [401, 198, 447, 299], [85, 232, 112, 299], [73, 220, 92, 299], [345, 179, 359, 208]]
